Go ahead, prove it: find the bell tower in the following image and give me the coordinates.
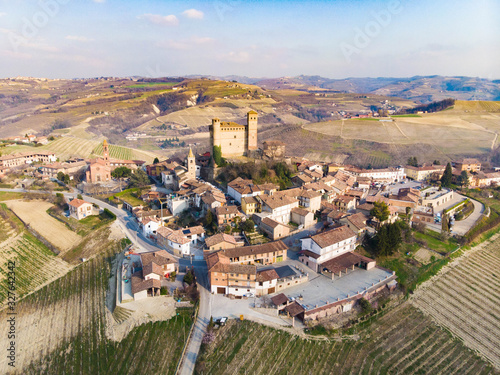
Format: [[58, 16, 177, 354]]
[[247, 111, 258, 151], [103, 139, 110, 166], [187, 147, 196, 179]]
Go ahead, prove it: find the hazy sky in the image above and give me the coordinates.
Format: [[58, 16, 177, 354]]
[[0, 0, 498, 79]]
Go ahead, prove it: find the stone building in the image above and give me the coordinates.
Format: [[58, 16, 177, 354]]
[[209, 111, 258, 157], [262, 140, 286, 159]]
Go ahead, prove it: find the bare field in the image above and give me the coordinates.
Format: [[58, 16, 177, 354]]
[[411, 234, 500, 369], [5, 200, 81, 253]]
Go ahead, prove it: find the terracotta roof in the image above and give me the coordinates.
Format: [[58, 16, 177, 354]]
[[256, 269, 279, 282], [327, 209, 347, 220], [320, 252, 375, 274], [140, 250, 176, 268], [271, 293, 288, 306], [216, 205, 240, 216], [285, 301, 305, 317], [242, 196, 259, 205], [143, 262, 163, 277], [291, 207, 310, 217], [345, 212, 369, 230], [131, 271, 161, 294], [259, 194, 298, 210], [205, 233, 238, 248], [357, 203, 374, 211], [299, 190, 322, 199], [217, 240, 288, 259], [310, 225, 356, 248], [68, 198, 90, 208], [299, 249, 320, 259], [261, 217, 285, 229]]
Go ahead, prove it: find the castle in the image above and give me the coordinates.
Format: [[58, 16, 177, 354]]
[[209, 111, 258, 157]]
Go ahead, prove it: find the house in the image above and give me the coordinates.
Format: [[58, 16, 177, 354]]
[[140, 217, 161, 238], [345, 166, 405, 183], [333, 195, 357, 212], [227, 177, 278, 204], [255, 269, 280, 296], [299, 225, 357, 272], [68, 198, 94, 220], [241, 196, 259, 215], [212, 240, 288, 266], [258, 194, 299, 224], [404, 164, 446, 181], [473, 172, 500, 187], [215, 205, 241, 226], [340, 213, 370, 239], [205, 233, 244, 252], [156, 225, 205, 256], [260, 217, 290, 240], [131, 271, 161, 301], [40, 160, 87, 180], [297, 190, 322, 212], [453, 158, 481, 173], [262, 140, 286, 159], [0, 151, 57, 175], [207, 251, 257, 295], [141, 250, 177, 276], [291, 207, 316, 228]]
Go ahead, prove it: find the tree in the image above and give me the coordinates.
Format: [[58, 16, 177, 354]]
[[77, 194, 83, 200], [153, 157, 159, 164], [127, 169, 150, 188], [442, 213, 450, 233], [204, 209, 213, 226], [433, 160, 441, 165], [440, 162, 453, 188], [407, 157, 418, 167], [370, 201, 390, 222], [213, 145, 224, 166], [459, 170, 469, 188], [112, 166, 132, 179], [239, 219, 255, 233], [57, 171, 65, 181]]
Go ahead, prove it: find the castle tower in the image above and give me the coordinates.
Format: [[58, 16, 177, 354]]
[[247, 111, 258, 151], [103, 139, 110, 166], [187, 147, 196, 179], [210, 118, 221, 149]]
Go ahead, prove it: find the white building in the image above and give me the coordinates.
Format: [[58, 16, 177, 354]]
[[346, 167, 406, 183], [259, 194, 299, 224], [299, 225, 357, 272]]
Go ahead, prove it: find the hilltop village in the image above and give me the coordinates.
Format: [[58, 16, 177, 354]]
[[0, 110, 489, 325]]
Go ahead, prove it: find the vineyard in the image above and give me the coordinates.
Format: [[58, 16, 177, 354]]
[[411, 234, 500, 369], [91, 142, 158, 163], [0, 241, 193, 374], [196, 303, 494, 375]]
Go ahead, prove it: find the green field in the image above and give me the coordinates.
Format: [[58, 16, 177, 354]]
[[196, 303, 493, 375]]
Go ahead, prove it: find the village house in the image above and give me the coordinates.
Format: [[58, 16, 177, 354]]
[[333, 195, 357, 212], [140, 217, 161, 238], [339, 212, 370, 239], [131, 250, 177, 301], [68, 198, 94, 220], [40, 160, 87, 180], [404, 164, 446, 181], [297, 190, 322, 212], [215, 205, 241, 226], [204, 233, 244, 252], [0, 150, 57, 175], [299, 225, 357, 272], [241, 196, 259, 215], [453, 158, 481, 173], [213, 240, 288, 266], [156, 225, 205, 256], [473, 171, 500, 187], [255, 269, 280, 296], [227, 177, 279, 204], [260, 217, 290, 240], [291, 207, 316, 228], [207, 251, 257, 296], [345, 166, 405, 183], [258, 194, 299, 224]]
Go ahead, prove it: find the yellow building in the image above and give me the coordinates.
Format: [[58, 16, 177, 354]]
[[210, 111, 258, 157], [241, 196, 259, 215]]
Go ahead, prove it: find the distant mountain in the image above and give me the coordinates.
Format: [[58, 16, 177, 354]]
[[204, 75, 500, 103]]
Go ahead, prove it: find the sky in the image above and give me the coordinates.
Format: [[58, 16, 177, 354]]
[[0, 0, 498, 79]]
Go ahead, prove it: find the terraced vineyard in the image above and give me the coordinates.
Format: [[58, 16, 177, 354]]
[[411, 235, 500, 369], [196, 303, 494, 375], [0, 241, 193, 374], [91, 142, 158, 163], [41, 136, 100, 160]]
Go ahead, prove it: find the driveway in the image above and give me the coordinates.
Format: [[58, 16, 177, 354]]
[[451, 197, 484, 235]]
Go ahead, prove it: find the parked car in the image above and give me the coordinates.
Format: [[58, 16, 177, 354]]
[[244, 292, 254, 298], [216, 317, 228, 326]]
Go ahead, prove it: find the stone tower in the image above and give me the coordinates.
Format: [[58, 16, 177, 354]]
[[103, 139, 110, 166], [187, 147, 196, 179], [247, 110, 258, 150], [210, 118, 221, 149]]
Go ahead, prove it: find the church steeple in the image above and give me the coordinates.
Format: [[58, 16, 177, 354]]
[[187, 147, 196, 179], [103, 139, 110, 166]]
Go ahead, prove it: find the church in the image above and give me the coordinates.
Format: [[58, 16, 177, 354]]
[[160, 147, 198, 190], [86, 140, 144, 184], [209, 111, 258, 157]]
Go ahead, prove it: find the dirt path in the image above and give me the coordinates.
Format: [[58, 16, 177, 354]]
[[6, 200, 81, 253]]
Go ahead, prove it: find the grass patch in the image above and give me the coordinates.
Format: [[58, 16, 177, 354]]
[[413, 230, 458, 254], [391, 114, 422, 118], [114, 188, 144, 207], [0, 191, 23, 201]]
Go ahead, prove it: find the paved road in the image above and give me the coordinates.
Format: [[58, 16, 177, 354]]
[[452, 197, 484, 235], [179, 265, 210, 375]]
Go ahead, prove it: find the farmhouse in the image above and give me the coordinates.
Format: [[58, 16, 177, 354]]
[[0, 150, 56, 175], [213, 240, 288, 266], [215, 205, 241, 226], [260, 217, 290, 240], [68, 198, 94, 220], [205, 233, 244, 252], [405, 164, 446, 181]]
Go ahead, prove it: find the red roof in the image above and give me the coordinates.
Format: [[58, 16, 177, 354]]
[[68, 198, 90, 208]]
